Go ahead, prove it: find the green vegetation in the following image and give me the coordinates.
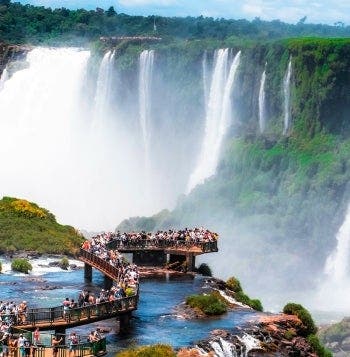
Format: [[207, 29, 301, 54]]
[[60, 256, 69, 270], [307, 334, 333, 357], [11, 258, 32, 274], [226, 277, 263, 311], [0, 261, 2, 273], [283, 303, 332, 356], [283, 303, 317, 335], [186, 292, 227, 316], [0, 1, 350, 45], [0, 197, 83, 254], [195, 263, 212, 277], [226, 277, 242, 293], [116, 344, 176, 357]]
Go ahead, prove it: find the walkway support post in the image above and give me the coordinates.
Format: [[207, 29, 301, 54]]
[[104, 275, 113, 290], [118, 312, 131, 334], [84, 263, 92, 282], [186, 254, 196, 272]]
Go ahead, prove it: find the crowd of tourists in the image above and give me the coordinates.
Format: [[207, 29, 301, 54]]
[[82, 233, 139, 289], [0, 300, 28, 327], [84, 227, 218, 250]]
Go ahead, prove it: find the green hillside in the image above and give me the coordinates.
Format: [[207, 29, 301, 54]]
[[0, 196, 83, 254]]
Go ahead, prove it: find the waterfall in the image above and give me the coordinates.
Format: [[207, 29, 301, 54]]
[[139, 49, 154, 169], [0, 68, 9, 91], [93, 50, 115, 126], [258, 67, 266, 133], [202, 50, 209, 111], [187, 50, 241, 193], [0, 47, 162, 231], [315, 204, 350, 312], [325, 205, 350, 282], [283, 59, 292, 135]]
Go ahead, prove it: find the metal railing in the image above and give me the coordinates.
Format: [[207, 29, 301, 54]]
[[106, 239, 218, 253], [7, 296, 138, 328]]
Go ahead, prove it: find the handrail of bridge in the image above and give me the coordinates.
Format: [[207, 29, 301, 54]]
[[106, 239, 218, 253], [79, 248, 122, 281]]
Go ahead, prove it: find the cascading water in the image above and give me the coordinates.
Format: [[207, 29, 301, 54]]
[[0, 47, 160, 231], [139, 49, 155, 169], [316, 204, 350, 312], [93, 50, 115, 127], [202, 50, 209, 112], [0, 67, 9, 91], [187, 50, 241, 193], [258, 66, 266, 133], [283, 59, 292, 135]]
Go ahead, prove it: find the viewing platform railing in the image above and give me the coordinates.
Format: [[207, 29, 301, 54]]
[[106, 239, 218, 253]]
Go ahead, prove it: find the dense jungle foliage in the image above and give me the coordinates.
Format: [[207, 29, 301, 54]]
[[0, 196, 83, 254], [0, 0, 350, 45]]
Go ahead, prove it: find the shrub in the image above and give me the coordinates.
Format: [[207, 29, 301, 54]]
[[60, 257, 69, 270], [196, 263, 212, 276], [234, 291, 263, 311], [283, 303, 317, 335], [186, 293, 227, 316], [226, 277, 243, 293], [307, 334, 333, 357], [11, 258, 32, 274], [249, 299, 263, 312], [116, 344, 176, 357]]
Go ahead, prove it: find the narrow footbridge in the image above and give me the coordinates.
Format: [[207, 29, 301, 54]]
[[11, 250, 138, 333]]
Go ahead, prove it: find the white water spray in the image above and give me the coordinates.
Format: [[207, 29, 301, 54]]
[[0, 47, 160, 231], [93, 50, 115, 126], [139, 49, 155, 168], [258, 67, 266, 133], [0, 67, 9, 91], [283, 59, 292, 135], [316, 204, 350, 313], [187, 50, 241, 193]]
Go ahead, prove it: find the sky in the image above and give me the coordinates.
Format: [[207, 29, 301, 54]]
[[18, 0, 350, 26]]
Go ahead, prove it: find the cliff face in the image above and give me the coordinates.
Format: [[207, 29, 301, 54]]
[[0, 43, 30, 75]]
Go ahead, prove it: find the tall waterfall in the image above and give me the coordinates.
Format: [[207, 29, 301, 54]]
[[258, 67, 266, 133], [0, 68, 9, 91], [283, 59, 292, 135], [139, 49, 154, 168], [187, 50, 241, 193], [93, 50, 115, 126]]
